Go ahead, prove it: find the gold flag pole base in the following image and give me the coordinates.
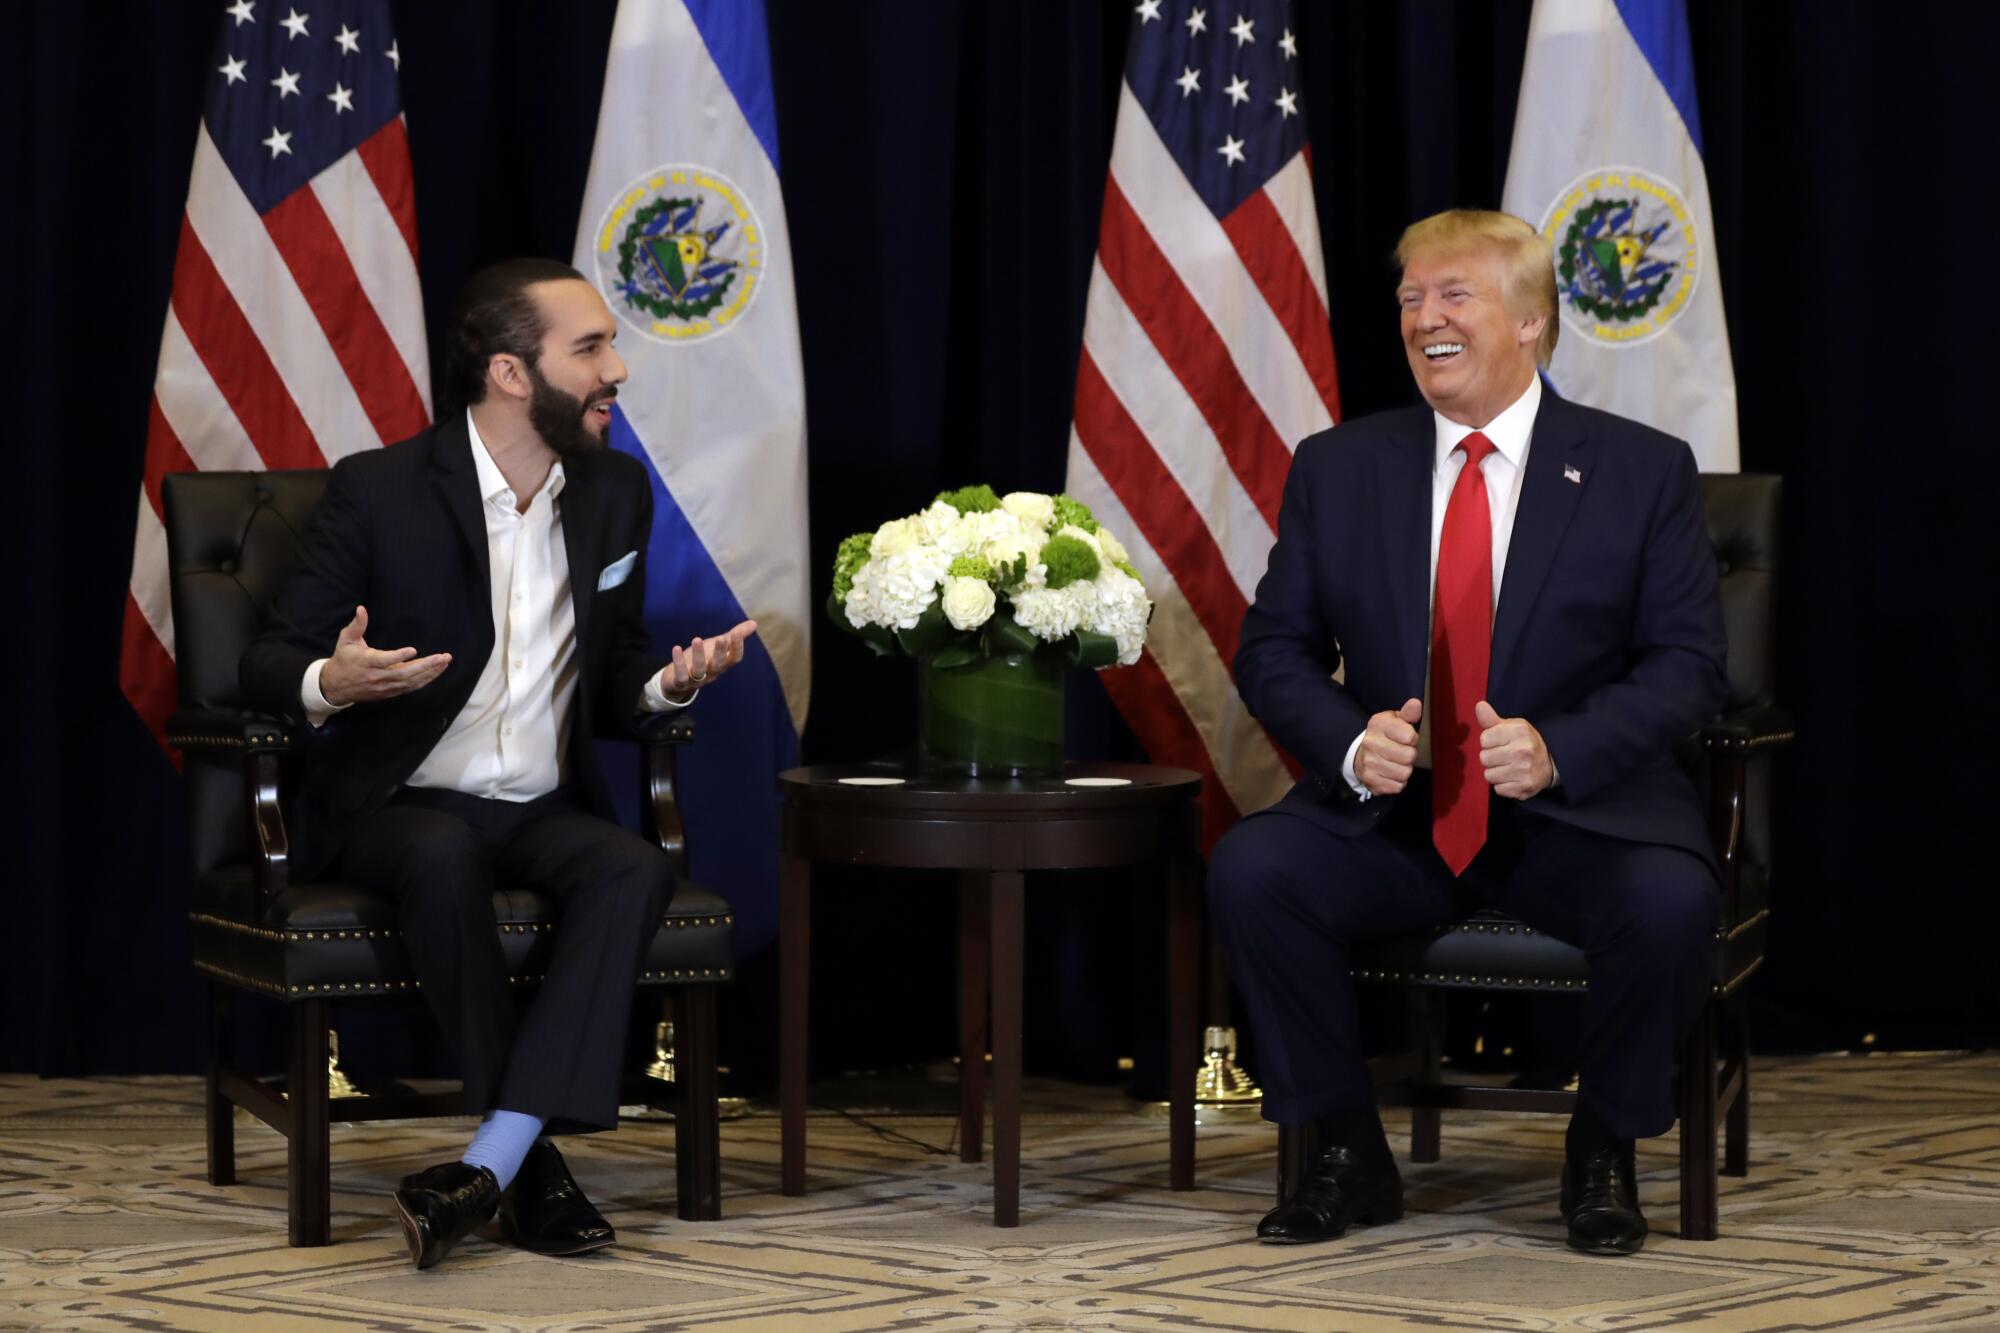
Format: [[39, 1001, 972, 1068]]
[[1194, 1024, 1262, 1117], [326, 1030, 364, 1100], [624, 1020, 748, 1120]]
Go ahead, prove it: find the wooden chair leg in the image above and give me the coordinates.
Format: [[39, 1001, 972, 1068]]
[[673, 985, 722, 1221], [206, 982, 236, 1187], [287, 1000, 331, 1247], [1677, 1001, 1719, 1241], [1723, 1001, 1750, 1178], [1410, 991, 1442, 1164]]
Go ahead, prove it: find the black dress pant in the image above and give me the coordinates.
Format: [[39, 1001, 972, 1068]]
[[1208, 774, 1716, 1140], [336, 785, 675, 1134]]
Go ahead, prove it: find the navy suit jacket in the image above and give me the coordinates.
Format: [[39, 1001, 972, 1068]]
[[240, 414, 667, 880], [1235, 388, 1728, 868]]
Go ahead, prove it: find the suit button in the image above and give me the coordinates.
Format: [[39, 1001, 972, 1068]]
[[436, 717, 449, 734]]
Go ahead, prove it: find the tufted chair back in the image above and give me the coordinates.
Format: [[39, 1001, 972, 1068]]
[[1701, 474, 1781, 714], [162, 470, 329, 878], [1697, 473, 1782, 888]]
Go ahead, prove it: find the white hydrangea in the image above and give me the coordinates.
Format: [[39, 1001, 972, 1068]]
[[1010, 584, 1086, 641], [1087, 564, 1152, 666], [913, 499, 961, 544], [1000, 491, 1056, 532], [845, 544, 952, 630], [940, 575, 997, 631], [977, 514, 1046, 588], [870, 517, 921, 559], [1096, 525, 1130, 566]]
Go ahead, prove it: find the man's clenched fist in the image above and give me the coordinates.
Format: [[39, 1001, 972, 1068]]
[[1476, 700, 1554, 799], [319, 606, 452, 706], [1354, 697, 1424, 796]]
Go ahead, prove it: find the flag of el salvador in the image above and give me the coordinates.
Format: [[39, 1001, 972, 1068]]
[[1502, 0, 1740, 472], [572, 0, 810, 954]]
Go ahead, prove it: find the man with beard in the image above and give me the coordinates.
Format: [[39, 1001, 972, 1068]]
[[241, 258, 757, 1268]]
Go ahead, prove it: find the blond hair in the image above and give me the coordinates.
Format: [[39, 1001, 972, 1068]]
[[1394, 209, 1559, 367]]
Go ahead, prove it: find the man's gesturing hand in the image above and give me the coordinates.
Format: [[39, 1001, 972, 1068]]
[[658, 619, 759, 700], [1475, 700, 1554, 799], [318, 606, 452, 707], [1355, 698, 1424, 796]]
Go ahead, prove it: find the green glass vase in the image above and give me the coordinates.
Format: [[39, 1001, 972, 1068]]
[[919, 651, 1065, 777]]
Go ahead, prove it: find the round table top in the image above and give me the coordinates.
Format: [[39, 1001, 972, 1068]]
[[778, 760, 1200, 814]]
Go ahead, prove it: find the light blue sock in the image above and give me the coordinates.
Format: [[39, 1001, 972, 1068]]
[[460, 1110, 546, 1190]]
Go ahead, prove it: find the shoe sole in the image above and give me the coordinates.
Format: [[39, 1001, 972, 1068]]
[[1566, 1233, 1646, 1257], [392, 1194, 433, 1270], [513, 1232, 618, 1257], [1257, 1200, 1404, 1245]]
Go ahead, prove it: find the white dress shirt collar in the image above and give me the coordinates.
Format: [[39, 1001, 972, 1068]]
[[1431, 371, 1541, 475], [467, 408, 566, 509]]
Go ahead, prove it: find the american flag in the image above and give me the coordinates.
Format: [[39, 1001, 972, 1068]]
[[121, 0, 429, 747], [1065, 0, 1338, 849]]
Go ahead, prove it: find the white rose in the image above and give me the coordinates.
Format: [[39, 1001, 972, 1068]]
[[870, 517, 920, 559], [1096, 526, 1130, 566], [1055, 523, 1104, 558], [1000, 491, 1056, 532], [940, 575, 997, 631]]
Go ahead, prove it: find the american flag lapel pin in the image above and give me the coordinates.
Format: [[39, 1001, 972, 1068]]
[[1564, 464, 1582, 484]]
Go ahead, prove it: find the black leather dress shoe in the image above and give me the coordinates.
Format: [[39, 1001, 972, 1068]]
[[1256, 1145, 1404, 1244], [1561, 1146, 1648, 1255], [500, 1141, 616, 1256], [393, 1162, 501, 1270]]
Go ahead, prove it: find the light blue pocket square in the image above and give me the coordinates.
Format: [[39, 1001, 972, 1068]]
[[597, 550, 638, 592]]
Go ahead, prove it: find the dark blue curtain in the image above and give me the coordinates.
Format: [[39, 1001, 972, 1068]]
[[5, 1, 1995, 1081]]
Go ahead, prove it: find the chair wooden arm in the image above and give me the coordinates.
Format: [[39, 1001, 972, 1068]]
[[637, 714, 696, 878], [1700, 707, 1795, 912]]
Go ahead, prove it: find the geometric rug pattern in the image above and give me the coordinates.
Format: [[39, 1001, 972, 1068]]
[[3, 1053, 1998, 1330]]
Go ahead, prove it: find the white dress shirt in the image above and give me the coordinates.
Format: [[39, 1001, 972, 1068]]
[[302, 411, 689, 802], [1341, 374, 1543, 797]]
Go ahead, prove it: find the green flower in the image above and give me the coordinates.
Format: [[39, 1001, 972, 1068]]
[[947, 554, 994, 581], [1051, 494, 1098, 533], [935, 483, 1001, 513], [1040, 533, 1101, 590], [1113, 559, 1141, 583], [831, 530, 874, 602]]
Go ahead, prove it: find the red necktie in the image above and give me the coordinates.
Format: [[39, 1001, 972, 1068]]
[[1432, 431, 1496, 876]]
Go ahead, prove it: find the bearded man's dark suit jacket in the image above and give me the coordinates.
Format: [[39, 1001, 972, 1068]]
[[238, 414, 672, 1131], [240, 414, 666, 881], [1211, 386, 1729, 1138]]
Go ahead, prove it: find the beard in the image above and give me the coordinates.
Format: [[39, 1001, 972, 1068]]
[[525, 361, 616, 458]]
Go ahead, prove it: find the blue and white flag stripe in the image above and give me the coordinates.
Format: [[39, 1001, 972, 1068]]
[[1502, 0, 1739, 472], [573, 0, 809, 954]]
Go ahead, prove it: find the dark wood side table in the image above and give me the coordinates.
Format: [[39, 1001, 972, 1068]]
[[778, 761, 1203, 1226]]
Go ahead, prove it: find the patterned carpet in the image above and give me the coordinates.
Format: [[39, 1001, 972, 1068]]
[[2, 1053, 1997, 1331]]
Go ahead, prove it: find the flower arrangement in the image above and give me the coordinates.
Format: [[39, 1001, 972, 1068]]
[[829, 485, 1152, 670]]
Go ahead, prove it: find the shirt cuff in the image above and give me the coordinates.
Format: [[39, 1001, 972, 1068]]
[[641, 670, 698, 713], [1340, 730, 1372, 801], [302, 658, 353, 728]]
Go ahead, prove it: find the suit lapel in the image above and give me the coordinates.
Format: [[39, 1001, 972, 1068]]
[[1384, 412, 1435, 697], [430, 415, 491, 594], [560, 458, 598, 640], [1490, 390, 1591, 697]]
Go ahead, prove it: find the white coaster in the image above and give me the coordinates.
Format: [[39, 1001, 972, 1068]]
[[1064, 776, 1132, 787], [837, 776, 906, 787]]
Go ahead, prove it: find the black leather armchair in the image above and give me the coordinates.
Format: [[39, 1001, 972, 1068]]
[[162, 469, 733, 1246], [1278, 472, 1791, 1241]]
